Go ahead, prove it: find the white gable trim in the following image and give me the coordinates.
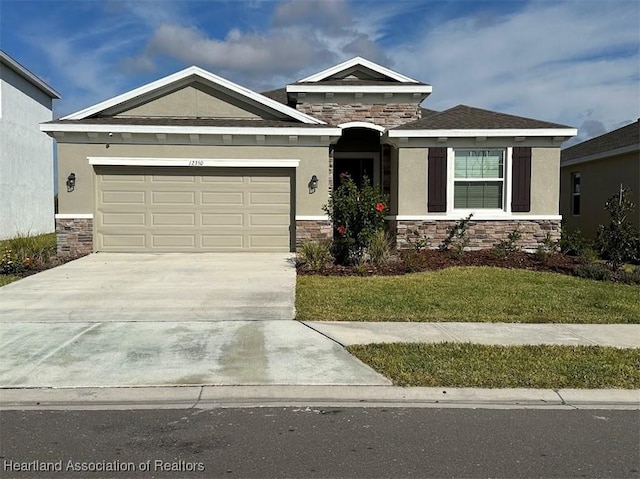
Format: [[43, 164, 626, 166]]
[[61, 66, 325, 124], [298, 56, 420, 83], [339, 121, 386, 133]]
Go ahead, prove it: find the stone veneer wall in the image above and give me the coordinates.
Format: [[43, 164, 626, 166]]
[[392, 219, 561, 251], [56, 218, 93, 256], [295, 220, 332, 247], [297, 103, 420, 129]]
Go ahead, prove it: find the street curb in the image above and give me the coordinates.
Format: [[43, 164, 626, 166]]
[[1, 386, 638, 410]]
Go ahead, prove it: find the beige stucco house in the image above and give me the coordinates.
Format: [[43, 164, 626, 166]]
[[560, 119, 640, 239], [41, 57, 576, 255]]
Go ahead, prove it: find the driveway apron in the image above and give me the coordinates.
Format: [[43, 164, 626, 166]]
[[0, 254, 389, 387]]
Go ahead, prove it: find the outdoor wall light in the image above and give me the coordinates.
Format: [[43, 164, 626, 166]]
[[308, 174, 319, 194], [66, 173, 76, 192]]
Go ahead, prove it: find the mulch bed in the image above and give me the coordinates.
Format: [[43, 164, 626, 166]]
[[5, 254, 88, 279], [296, 249, 583, 277]]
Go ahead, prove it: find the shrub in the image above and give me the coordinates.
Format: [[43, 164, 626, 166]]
[[0, 248, 21, 275], [534, 233, 558, 263], [490, 227, 522, 259], [297, 240, 333, 271], [323, 175, 388, 265], [439, 214, 473, 258], [559, 225, 592, 257], [0, 233, 56, 274], [409, 230, 431, 251], [368, 230, 391, 266], [573, 262, 613, 282], [400, 250, 427, 273], [617, 266, 640, 285], [595, 187, 640, 269]]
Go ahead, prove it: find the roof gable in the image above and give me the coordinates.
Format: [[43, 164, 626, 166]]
[[297, 57, 422, 84], [62, 66, 324, 124]]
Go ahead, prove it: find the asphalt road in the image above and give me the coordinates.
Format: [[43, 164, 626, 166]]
[[1, 408, 638, 478]]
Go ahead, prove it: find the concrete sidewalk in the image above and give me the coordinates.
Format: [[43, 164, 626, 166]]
[[303, 321, 640, 348]]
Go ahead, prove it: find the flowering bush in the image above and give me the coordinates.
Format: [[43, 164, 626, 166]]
[[1, 248, 20, 274], [323, 175, 388, 264]]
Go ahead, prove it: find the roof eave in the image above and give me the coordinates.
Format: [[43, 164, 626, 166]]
[[40, 122, 342, 137], [286, 84, 432, 94], [0, 51, 60, 99], [561, 144, 640, 166], [387, 128, 578, 138]]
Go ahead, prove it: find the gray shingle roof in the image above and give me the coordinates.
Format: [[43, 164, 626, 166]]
[[420, 107, 439, 118], [45, 117, 329, 128], [561, 120, 639, 161], [260, 87, 289, 105], [393, 105, 572, 130]]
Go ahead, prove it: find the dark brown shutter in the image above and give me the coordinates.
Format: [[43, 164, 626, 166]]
[[428, 147, 447, 212], [511, 147, 532, 212]]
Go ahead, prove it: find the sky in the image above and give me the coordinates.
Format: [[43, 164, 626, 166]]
[[1, 0, 638, 146]]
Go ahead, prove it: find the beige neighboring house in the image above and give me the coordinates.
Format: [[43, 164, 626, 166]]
[[0, 51, 60, 239], [560, 120, 640, 239], [41, 57, 576, 255]]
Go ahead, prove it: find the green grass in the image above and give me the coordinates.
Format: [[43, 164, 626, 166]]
[[347, 343, 640, 388], [296, 267, 640, 323], [0, 275, 20, 287]]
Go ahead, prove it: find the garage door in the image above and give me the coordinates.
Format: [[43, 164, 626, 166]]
[[95, 166, 293, 252]]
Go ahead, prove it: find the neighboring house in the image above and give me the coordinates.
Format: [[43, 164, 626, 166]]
[[0, 51, 60, 240], [560, 120, 640, 239], [41, 57, 576, 255]]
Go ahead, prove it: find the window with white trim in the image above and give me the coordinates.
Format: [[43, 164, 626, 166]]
[[453, 149, 505, 209]]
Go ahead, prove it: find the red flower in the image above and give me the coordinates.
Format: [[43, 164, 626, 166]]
[[375, 202, 385, 212], [337, 225, 346, 235]]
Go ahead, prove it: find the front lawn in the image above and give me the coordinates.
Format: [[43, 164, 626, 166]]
[[0, 275, 20, 287], [296, 267, 640, 324], [347, 343, 640, 388]]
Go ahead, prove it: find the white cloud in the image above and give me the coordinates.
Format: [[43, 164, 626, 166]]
[[392, 1, 640, 140], [9, 0, 637, 138], [124, 0, 407, 88]]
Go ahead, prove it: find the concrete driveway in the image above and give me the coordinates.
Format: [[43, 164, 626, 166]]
[[0, 253, 390, 387], [0, 253, 296, 321]]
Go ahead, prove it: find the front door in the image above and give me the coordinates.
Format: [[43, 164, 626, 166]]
[[333, 157, 374, 188]]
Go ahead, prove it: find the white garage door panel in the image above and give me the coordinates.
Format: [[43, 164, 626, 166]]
[[95, 166, 292, 252]]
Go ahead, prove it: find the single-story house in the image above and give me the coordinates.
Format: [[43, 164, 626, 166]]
[[1, 50, 60, 239], [560, 119, 640, 239], [41, 57, 576, 255]]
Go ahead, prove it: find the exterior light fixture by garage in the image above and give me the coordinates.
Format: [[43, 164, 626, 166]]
[[66, 173, 76, 192], [308, 174, 319, 194]]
